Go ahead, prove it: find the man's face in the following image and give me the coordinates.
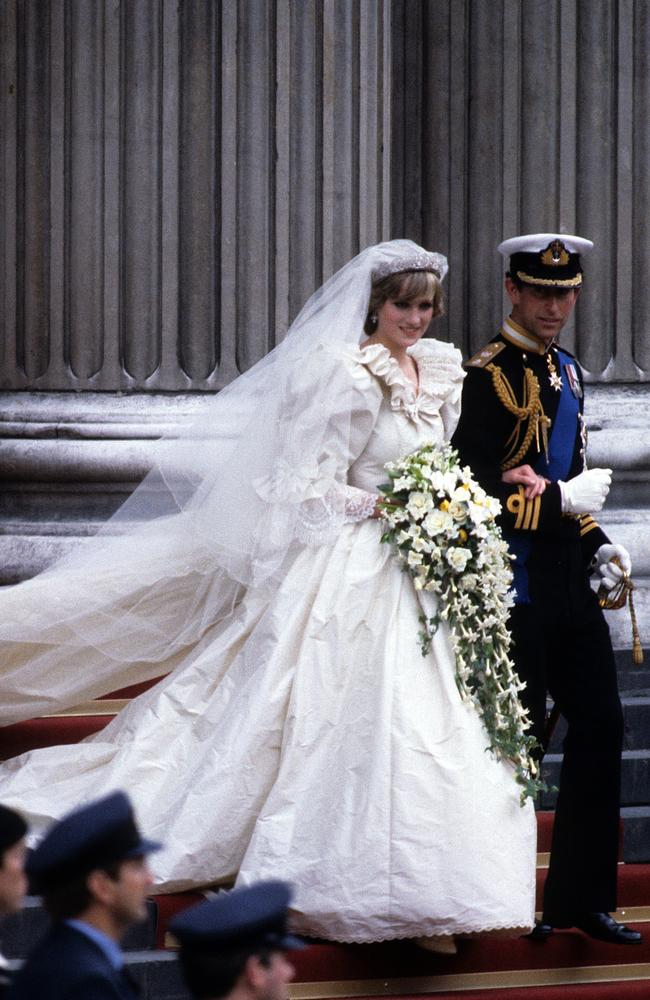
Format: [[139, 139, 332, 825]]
[[505, 278, 580, 345], [104, 856, 153, 929], [0, 839, 28, 915], [252, 951, 296, 1000]]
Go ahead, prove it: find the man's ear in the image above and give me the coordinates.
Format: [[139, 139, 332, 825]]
[[504, 276, 520, 307], [243, 954, 268, 991], [86, 868, 116, 907]]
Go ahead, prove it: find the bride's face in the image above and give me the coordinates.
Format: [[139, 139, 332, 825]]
[[374, 292, 435, 353]]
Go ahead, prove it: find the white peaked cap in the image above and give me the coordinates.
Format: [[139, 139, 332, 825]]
[[498, 233, 594, 257]]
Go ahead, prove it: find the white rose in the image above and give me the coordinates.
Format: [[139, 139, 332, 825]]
[[406, 491, 433, 519], [447, 500, 467, 522], [407, 550, 424, 567], [468, 501, 489, 525], [423, 509, 453, 535], [446, 546, 472, 572]]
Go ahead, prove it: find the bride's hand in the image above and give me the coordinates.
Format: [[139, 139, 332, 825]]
[[371, 497, 404, 519], [502, 464, 549, 500]]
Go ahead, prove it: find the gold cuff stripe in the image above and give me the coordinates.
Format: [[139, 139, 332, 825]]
[[580, 519, 600, 537], [516, 270, 583, 288], [506, 487, 541, 530]]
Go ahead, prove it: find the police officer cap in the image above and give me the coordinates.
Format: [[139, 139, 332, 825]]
[[0, 804, 27, 856], [27, 790, 161, 894], [498, 232, 593, 288], [170, 881, 305, 954]]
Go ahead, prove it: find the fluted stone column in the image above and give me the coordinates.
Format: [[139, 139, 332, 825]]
[[0, 0, 392, 579], [0, 0, 392, 392]]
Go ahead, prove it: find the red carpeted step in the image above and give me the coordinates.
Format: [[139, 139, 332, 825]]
[[284, 929, 650, 987], [0, 715, 109, 758], [319, 985, 650, 1000], [153, 891, 204, 948], [98, 678, 161, 700], [534, 862, 649, 910], [0, 677, 164, 759]]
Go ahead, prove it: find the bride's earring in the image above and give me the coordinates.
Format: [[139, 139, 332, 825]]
[[369, 312, 378, 329]]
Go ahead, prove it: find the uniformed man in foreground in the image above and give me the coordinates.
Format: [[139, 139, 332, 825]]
[[9, 790, 161, 1000], [0, 806, 28, 996], [452, 234, 639, 945], [170, 881, 303, 1000]]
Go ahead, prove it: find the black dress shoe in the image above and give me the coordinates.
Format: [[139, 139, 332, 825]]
[[525, 920, 553, 941], [574, 912, 642, 944], [564, 912, 642, 944]]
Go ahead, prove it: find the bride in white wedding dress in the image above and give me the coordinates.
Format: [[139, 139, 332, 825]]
[[0, 241, 536, 944]]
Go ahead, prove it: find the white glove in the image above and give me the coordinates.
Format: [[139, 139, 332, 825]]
[[558, 468, 612, 514], [594, 543, 632, 592]]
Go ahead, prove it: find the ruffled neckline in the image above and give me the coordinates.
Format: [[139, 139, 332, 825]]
[[355, 340, 464, 423]]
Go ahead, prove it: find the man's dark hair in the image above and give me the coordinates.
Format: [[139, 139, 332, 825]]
[[178, 946, 273, 1000], [43, 861, 122, 921]]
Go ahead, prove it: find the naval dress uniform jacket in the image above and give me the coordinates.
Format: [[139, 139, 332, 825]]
[[7, 923, 139, 1000], [451, 322, 624, 919]]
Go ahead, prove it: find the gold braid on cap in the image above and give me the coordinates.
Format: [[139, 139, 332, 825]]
[[487, 363, 551, 470]]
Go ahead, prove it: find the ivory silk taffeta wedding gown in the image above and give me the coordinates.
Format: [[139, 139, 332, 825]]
[[0, 339, 536, 943]]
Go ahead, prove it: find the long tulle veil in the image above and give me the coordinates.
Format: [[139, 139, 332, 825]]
[[0, 240, 447, 723]]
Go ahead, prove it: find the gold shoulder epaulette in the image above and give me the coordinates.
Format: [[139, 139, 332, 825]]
[[465, 342, 506, 368]]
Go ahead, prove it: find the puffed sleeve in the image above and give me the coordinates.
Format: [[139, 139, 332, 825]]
[[414, 339, 465, 439], [253, 342, 384, 545]]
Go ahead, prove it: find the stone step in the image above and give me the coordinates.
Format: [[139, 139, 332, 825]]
[[615, 648, 650, 692], [122, 951, 186, 1000], [548, 694, 650, 753], [540, 750, 650, 813], [622, 806, 650, 864]]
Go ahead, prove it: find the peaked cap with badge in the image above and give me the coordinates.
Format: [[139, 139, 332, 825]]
[[170, 880, 304, 955], [499, 233, 593, 288], [27, 790, 161, 895]]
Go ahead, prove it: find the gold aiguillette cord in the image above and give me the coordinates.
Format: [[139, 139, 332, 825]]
[[598, 557, 644, 665]]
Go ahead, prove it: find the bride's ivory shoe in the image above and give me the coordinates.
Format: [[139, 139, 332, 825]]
[[414, 934, 457, 955]]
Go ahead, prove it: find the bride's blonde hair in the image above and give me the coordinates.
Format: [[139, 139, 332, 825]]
[[364, 270, 444, 334]]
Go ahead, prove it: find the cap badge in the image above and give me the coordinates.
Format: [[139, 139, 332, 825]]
[[540, 239, 570, 267]]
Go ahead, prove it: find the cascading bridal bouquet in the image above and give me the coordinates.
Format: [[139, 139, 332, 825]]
[[378, 441, 543, 802]]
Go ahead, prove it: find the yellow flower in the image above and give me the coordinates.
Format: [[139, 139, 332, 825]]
[[439, 499, 450, 511], [459, 529, 468, 542]]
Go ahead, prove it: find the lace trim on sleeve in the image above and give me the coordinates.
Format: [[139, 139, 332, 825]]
[[342, 484, 377, 522], [296, 484, 377, 545]]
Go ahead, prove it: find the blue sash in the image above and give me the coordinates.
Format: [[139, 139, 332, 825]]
[[509, 349, 579, 603], [534, 348, 579, 481]]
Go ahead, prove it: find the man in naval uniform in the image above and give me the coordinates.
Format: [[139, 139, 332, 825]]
[[452, 233, 640, 945]]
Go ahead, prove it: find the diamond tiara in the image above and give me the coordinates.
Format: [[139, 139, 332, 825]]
[[371, 250, 448, 283]]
